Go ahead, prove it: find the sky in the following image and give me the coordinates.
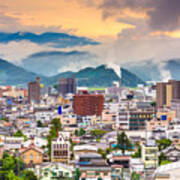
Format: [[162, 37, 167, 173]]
[[1, 0, 180, 71]]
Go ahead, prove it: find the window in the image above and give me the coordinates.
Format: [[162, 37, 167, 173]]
[[65, 172, 69, 177], [36, 155, 39, 160], [30, 154, 33, 160], [44, 172, 48, 177]]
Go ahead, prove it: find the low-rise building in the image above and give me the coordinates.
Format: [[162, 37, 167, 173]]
[[19, 140, 44, 167], [35, 162, 75, 180], [77, 153, 111, 180], [153, 161, 180, 180], [51, 131, 70, 164]]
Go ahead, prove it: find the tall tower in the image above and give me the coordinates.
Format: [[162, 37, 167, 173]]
[[28, 77, 41, 104]]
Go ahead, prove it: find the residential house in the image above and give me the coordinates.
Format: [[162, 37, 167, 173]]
[[35, 162, 75, 180], [19, 140, 44, 167], [77, 153, 111, 180]]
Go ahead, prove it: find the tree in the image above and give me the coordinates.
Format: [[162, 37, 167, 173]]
[[156, 139, 171, 151], [8, 170, 22, 180], [98, 149, 106, 159], [22, 170, 38, 180], [75, 168, 81, 180], [47, 118, 62, 157], [0, 153, 26, 179], [131, 172, 141, 180], [117, 132, 132, 154], [37, 120, 43, 127], [13, 130, 27, 140], [131, 143, 141, 158], [151, 101, 156, 107], [159, 152, 169, 165], [74, 130, 79, 136], [90, 129, 106, 138], [79, 128, 86, 136]]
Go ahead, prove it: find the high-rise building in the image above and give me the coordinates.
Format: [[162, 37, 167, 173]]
[[28, 77, 40, 104], [58, 76, 76, 96], [156, 80, 180, 108], [73, 91, 104, 116], [156, 82, 167, 108]]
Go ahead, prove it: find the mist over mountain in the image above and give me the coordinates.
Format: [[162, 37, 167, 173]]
[[0, 59, 47, 86], [123, 59, 180, 82], [21, 51, 97, 76], [0, 59, 145, 87]]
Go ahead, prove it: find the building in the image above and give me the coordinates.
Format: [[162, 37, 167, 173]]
[[0, 137, 4, 159], [73, 144, 98, 161], [141, 139, 158, 169], [58, 76, 76, 96], [107, 151, 131, 169], [146, 118, 169, 131], [51, 132, 70, 164], [156, 80, 180, 108], [156, 82, 168, 108], [73, 91, 104, 116], [4, 136, 24, 151], [171, 99, 180, 118], [35, 162, 75, 180], [19, 140, 44, 167], [153, 161, 180, 180], [77, 153, 111, 180], [34, 107, 55, 124], [161, 145, 180, 162], [28, 77, 41, 104], [116, 110, 154, 131]]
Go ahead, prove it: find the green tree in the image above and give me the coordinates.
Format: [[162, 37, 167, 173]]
[[131, 143, 141, 158], [150, 101, 156, 107], [117, 132, 132, 154], [90, 129, 106, 138], [37, 120, 43, 127], [156, 139, 171, 151], [98, 149, 106, 159], [159, 152, 169, 165], [47, 118, 62, 157], [75, 168, 81, 180], [22, 170, 38, 180], [8, 170, 22, 180], [74, 130, 79, 136], [79, 128, 86, 136], [0, 153, 26, 179], [131, 172, 141, 180], [13, 130, 27, 140]]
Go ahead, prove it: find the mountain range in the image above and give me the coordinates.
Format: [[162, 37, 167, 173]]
[[0, 59, 145, 87], [123, 59, 180, 81]]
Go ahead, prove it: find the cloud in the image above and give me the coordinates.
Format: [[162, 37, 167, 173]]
[[99, 0, 180, 31], [148, 0, 180, 31], [0, 11, 75, 33], [0, 32, 99, 48], [21, 50, 98, 76]]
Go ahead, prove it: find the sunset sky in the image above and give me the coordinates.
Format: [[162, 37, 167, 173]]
[[0, 0, 180, 71]]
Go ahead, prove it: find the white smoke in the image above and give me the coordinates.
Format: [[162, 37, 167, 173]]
[[106, 63, 121, 78], [159, 61, 172, 82]]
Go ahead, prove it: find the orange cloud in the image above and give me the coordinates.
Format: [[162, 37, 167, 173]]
[[0, 0, 135, 37], [150, 31, 180, 38]]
